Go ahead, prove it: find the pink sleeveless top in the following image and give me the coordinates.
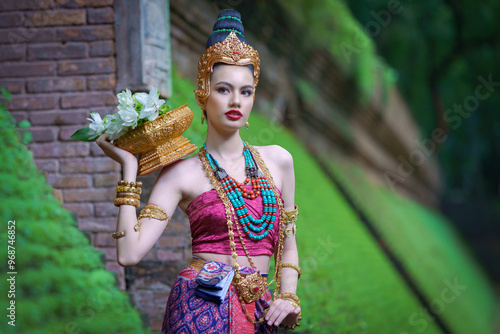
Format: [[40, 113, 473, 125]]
[[186, 185, 282, 256]]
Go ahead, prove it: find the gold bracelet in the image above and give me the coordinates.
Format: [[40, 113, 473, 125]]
[[276, 292, 301, 306], [116, 192, 141, 199], [112, 230, 126, 239], [134, 204, 171, 232], [114, 197, 140, 208], [276, 292, 302, 330], [281, 263, 302, 279], [115, 185, 142, 194], [279, 313, 302, 330], [118, 180, 143, 187]]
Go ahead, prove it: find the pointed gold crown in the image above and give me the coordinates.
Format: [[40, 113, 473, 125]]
[[195, 31, 260, 108]]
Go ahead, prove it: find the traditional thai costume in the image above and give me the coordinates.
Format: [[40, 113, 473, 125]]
[[160, 9, 300, 333]]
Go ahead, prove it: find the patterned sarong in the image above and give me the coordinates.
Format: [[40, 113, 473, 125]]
[[161, 261, 277, 333]]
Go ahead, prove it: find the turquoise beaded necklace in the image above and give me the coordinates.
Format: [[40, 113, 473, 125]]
[[203, 142, 277, 240]]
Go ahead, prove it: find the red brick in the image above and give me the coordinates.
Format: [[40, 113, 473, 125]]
[[9, 111, 27, 122], [26, 10, 86, 27], [95, 232, 116, 247], [0, 28, 57, 44], [27, 77, 86, 93], [48, 173, 91, 188], [63, 203, 94, 217], [89, 40, 114, 57], [0, 0, 53, 11], [30, 142, 89, 158], [56, 0, 114, 8], [0, 44, 25, 61], [28, 43, 87, 60], [60, 91, 116, 108], [60, 157, 120, 173], [79, 216, 116, 231], [0, 79, 24, 94], [30, 127, 57, 142], [156, 249, 183, 262], [156, 235, 185, 248], [87, 74, 115, 90], [90, 141, 106, 156], [87, 7, 114, 24], [7, 94, 58, 111], [0, 62, 56, 78], [93, 173, 121, 187], [64, 187, 115, 202], [95, 202, 118, 217], [0, 13, 24, 28], [105, 261, 125, 289], [34, 159, 59, 172], [30, 110, 91, 125], [58, 58, 115, 75], [96, 246, 117, 261], [57, 25, 114, 42]]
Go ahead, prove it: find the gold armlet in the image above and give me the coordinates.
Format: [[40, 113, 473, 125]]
[[283, 205, 298, 238], [134, 204, 171, 232], [112, 230, 126, 239], [281, 263, 302, 279]]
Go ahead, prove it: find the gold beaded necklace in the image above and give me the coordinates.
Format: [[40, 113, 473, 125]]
[[198, 143, 287, 323]]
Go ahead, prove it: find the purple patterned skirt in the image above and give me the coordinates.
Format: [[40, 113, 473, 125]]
[[161, 260, 277, 334]]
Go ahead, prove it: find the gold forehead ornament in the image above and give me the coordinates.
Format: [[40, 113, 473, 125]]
[[195, 31, 261, 107]]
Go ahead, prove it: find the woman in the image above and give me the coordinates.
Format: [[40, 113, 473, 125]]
[[97, 9, 301, 333]]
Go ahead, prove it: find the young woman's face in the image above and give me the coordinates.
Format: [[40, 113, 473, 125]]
[[205, 64, 255, 132]]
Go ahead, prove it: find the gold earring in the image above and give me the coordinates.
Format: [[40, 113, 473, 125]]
[[201, 112, 206, 125], [245, 121, 249, 131]]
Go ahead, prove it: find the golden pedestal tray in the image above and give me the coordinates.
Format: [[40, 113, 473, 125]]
[[114, 104, 198, 176]]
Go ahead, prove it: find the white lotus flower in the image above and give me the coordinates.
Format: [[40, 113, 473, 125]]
[[117, 88, 134, 108], [87, 112, 105, 139], [136, 86, 165, 122], [105, 114, 128, 140], [117, 104, 139, 128]]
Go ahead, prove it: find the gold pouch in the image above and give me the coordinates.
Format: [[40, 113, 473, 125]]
[[235, 272, 267, 303]]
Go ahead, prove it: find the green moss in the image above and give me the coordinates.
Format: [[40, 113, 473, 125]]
[[0, 92, 147, 333]]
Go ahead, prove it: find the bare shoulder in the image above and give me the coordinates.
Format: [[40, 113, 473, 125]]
[[156, 154, 202, 185], [252, 144, 293, 168]]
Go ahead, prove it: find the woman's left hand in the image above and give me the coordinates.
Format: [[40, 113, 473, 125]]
[[265, 298, 301, 327]]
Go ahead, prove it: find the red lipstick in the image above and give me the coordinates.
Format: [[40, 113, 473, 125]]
[[225, 109, 242, 120]]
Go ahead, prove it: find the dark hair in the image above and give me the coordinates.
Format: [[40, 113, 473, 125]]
[[206, 9, 247, 49]]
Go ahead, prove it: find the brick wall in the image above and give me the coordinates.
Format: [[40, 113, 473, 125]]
[[0, 0, 126, 284]]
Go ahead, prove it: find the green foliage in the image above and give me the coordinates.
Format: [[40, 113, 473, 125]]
[[0, 92, 146, 333], [70, 127, 96, 142], [271, 0, 395, 103], [345, 0, 500, 198]]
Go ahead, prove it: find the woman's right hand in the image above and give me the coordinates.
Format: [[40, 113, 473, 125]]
[[96, 133, 138, 169]]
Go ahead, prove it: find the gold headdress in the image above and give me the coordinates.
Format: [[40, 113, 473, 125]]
[[195, 31, 260, 108]]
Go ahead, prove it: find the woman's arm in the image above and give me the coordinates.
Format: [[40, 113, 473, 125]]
[[263, 146, 302, 327], [96, 134, 183, 267]]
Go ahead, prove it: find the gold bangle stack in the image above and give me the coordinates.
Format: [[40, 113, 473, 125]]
[[276, 292, 302, 330], [134, 204, 170, 232], [114, 180, 142, 208], [281, 262, 302, 279], [283, 205, 299, 237]]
